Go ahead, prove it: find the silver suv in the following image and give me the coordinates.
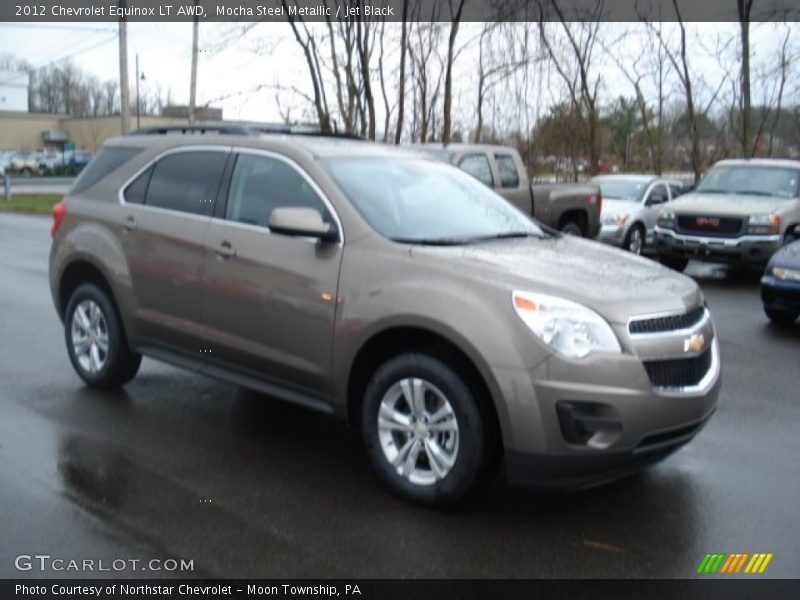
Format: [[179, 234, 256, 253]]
[[49, 126, 720, 505]]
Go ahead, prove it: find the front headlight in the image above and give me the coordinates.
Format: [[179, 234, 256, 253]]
[[512, 291, 622, 358], [657, 210, 676, 229], [772, 266, 800, 281], [748, 213, 780, 235], [602, 213, 628, 227]]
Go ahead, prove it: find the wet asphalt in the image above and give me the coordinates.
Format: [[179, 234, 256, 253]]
[[1, 212, 798, 579]]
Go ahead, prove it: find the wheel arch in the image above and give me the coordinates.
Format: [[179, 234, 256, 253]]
[[344, 325, 506, 451]]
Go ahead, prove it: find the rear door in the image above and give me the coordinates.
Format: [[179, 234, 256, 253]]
[[120, 147, 230, 354], [202, 149, 343, 401]]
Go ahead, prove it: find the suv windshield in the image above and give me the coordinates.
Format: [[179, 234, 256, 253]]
[[696, 165, 800, 198], [323, 157, 543, 243], [594, 178, 647, 202]]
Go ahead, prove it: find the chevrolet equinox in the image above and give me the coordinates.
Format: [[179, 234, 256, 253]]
[[49, 126, 721, 505]]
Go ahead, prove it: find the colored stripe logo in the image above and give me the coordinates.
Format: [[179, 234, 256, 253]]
[[697, 552, 773, 574]]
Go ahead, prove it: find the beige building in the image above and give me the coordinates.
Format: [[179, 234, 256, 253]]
[[0, 109, 221, 152]]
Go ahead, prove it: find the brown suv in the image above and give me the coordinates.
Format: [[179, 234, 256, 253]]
[[49, 126, 720, 505]]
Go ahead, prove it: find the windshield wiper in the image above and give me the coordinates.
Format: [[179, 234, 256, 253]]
[[737, 190, 775, 197], [467, 232, 545, 243], [696, 188, 729, 194], [391, 237, 473, 246]]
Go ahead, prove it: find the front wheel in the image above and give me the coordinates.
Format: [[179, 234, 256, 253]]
[[360, 353, 498, 506], [764, 306, 799, 325], [64, 283, 141, 388], [624, 225, 645, 255]]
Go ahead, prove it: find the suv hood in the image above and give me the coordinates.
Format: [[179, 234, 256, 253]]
[[668, 192, 791, 216], [410, 236, 701, 324]]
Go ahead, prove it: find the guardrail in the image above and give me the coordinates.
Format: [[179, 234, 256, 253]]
[[2, 175, 75, 199]]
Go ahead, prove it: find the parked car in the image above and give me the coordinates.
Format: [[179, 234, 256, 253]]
[[761, 239, 800, 324], [414, 143, 602, 237], [594, 174, 686, 255], [49, 126, 720, 505], [654, 159, 800, 271], [9, 152, 42, 175]]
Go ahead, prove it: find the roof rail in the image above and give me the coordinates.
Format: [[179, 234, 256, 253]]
[[130, 125, 256, 136], [129, 123, 364, 140]]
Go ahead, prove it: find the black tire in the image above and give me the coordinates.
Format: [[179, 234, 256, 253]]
[[764, 306, 799, 325], [560, 221, 583, 236], [660, 256, 689, 272], [623, 224, 645, 255], [64, 283, 141, 388], [360, 353, 498, 506]]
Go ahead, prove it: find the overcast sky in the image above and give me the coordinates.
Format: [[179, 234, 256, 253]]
[[1, 21, 798, 133]]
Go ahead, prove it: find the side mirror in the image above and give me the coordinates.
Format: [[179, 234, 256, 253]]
[[268, 207, 339, 242], [647, 192, 668, 206]]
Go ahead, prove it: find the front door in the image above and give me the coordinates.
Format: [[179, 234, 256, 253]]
[[202, 150, 343, 400]]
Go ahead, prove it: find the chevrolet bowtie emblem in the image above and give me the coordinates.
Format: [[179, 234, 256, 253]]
[[684, 333, 706, 353]]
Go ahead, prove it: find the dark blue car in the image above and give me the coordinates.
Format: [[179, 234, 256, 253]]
[[761, 240, 800, 324]]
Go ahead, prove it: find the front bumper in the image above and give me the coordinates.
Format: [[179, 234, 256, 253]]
[[654, 227, 780, 265], [492, 308, 721, 489], [597, 224, 625, 246], [761, 273, 800, 313], [505, 407, 714, 489]]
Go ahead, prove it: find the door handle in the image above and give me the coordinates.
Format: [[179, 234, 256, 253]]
[[215, 241, 236, 259], [122, 215, 137, 232]]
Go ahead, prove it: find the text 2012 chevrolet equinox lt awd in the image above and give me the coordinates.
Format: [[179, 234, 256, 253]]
[[49, 126, 720, 505]]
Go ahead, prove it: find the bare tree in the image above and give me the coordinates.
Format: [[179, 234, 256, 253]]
[[537, 0, 604, 176], [281, 1, 332, 133], [640, 3, 703, 183], [442, 0, 465, 143], [737, 0, 754, 156], [394, 0, 410, 143]]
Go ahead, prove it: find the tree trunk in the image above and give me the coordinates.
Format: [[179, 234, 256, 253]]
[[394, 0, 409, 144]]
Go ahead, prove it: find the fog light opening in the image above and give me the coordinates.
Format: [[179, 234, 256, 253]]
[[556, 401, 622, 450]]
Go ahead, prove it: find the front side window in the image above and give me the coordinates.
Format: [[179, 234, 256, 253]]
[[225, 154, 329, 228], [494, 154, 520, 188], [145, 151, 228, 216], [124, 165, 153, 204], [458, 154, 493, 187], [323, 158, 543, 244], [696, 165, 800, 198]]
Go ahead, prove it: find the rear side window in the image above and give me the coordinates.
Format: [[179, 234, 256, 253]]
[[71, 147, 141, 194], [458, 154, 493, 187], [145, 151, 228, 216], [494, 154, 520, 188]]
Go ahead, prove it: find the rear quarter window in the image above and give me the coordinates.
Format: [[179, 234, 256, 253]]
[[70, 147, 141, 194]]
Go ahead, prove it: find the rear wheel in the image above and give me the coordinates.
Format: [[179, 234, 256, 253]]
[[360, 353, 497, 506], [64, 283, 141, 388], [560, 221, 583, 236], [624, 224, 645, 255], [660, 256, 689, 272], [764, 306, 799, 325]]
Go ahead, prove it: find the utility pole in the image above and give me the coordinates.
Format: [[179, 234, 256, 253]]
[[118, 4, 130, 134], [188, 1, 199, 123], [135, 54, 141, 129]]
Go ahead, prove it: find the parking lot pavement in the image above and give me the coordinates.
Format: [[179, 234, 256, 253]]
[[1, 212, 798, 579]]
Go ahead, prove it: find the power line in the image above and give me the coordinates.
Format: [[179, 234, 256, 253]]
[[0, 34, 117, 87], [0, 23, 115, 33]]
